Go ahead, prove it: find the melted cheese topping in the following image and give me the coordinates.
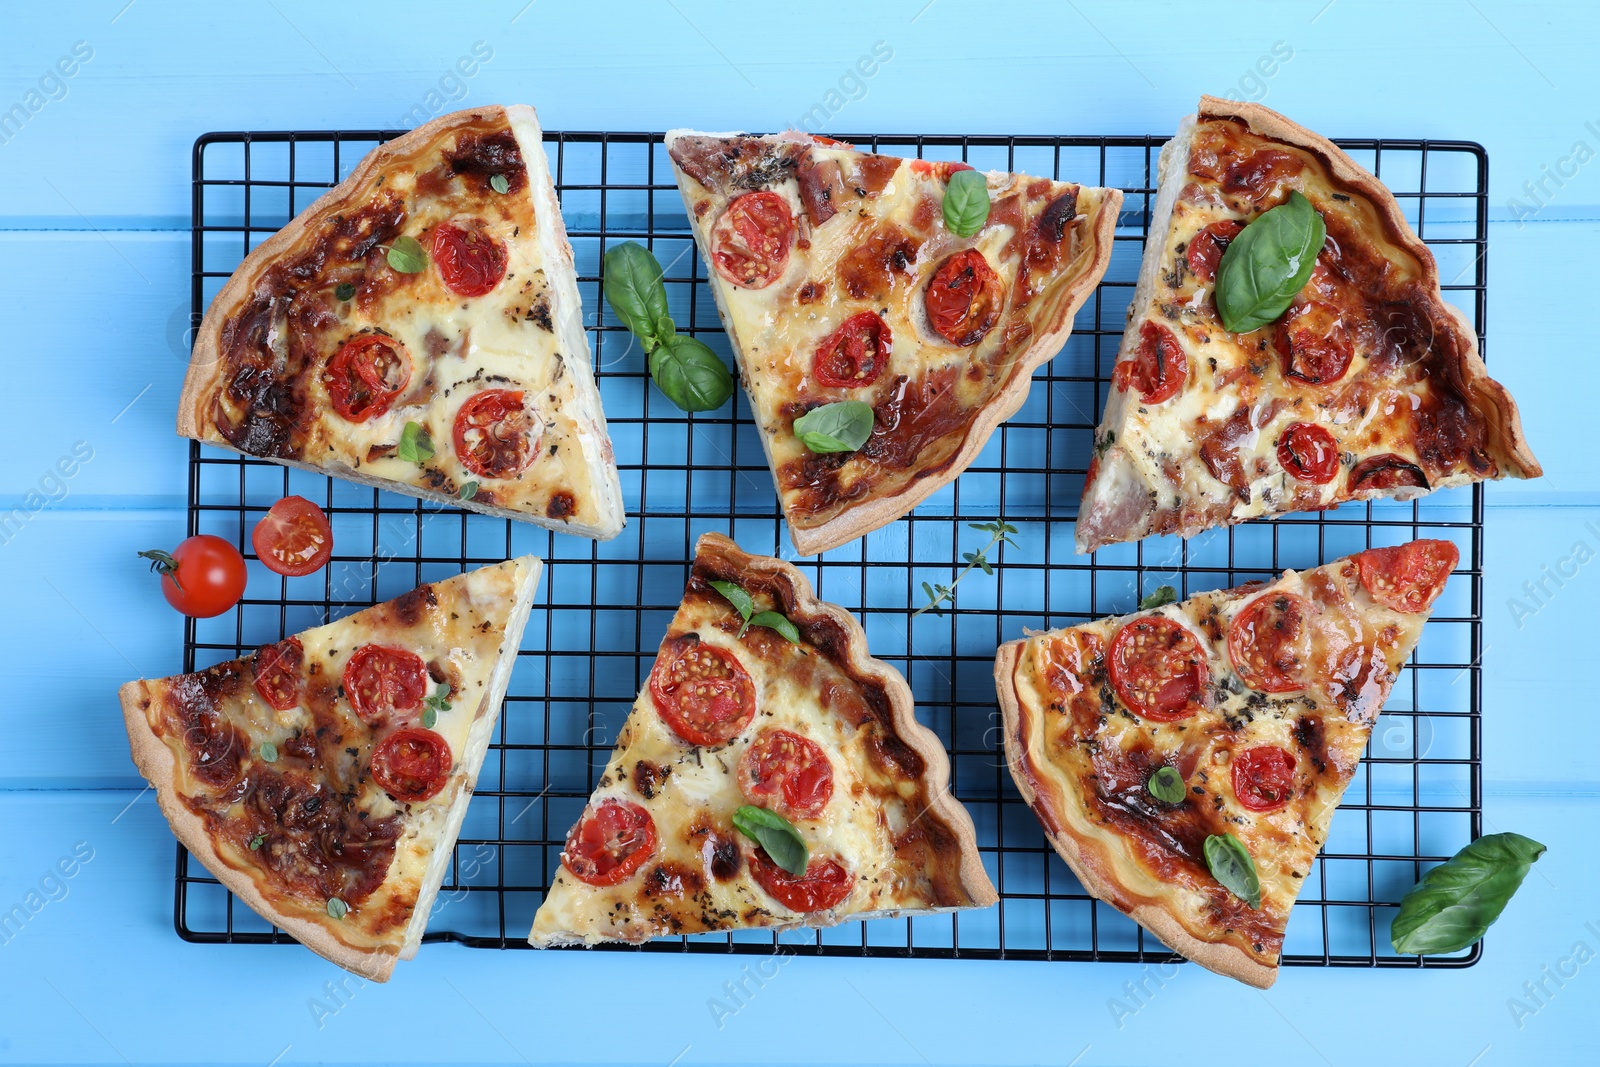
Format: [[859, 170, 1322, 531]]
[[1007, 554, 1430, 966], [1079, 114, 1506, 551], [145, 558, 534, 953], [531, 566, 972, 944], [669, 132, 1115, 532]]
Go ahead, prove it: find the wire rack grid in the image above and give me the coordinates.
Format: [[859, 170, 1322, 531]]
[[176, 127, 1487, 968]]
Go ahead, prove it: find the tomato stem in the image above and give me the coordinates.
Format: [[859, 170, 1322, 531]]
[[138, 548, 185, 594]]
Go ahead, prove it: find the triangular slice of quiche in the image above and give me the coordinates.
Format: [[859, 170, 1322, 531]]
[[120, 556, 541, 980], [530, 533, 995, 946], [667, 131, 1120, 555], [1076, 97, 1538, 552], [181, 105, 623, 539], [995, 539, 1458, 986]]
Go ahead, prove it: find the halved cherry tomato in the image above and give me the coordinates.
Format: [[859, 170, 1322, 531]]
[[925, 249, 1002, 347], [562, 798, 657, 887], [370, 726, 452, 802], [1277, 422, 1340, 485], [711, 191, 795, 289], [1185, 219, 1244, 283], [738, 728, 834, 820], [253, 636, 304, 710], [748, 850, 854, 913], [1228, 593, 1314, 693], [343, 645, 427, 726], [431, 218, 508, 297], [1275, 300, 1353, 384], [325, 334, 410, 422], [138, 535, 248, 618], [649, 635, 755, 746], [453, 389, 539, 480], [1113, 321, 1189, 405], [251, 496, 333, 577], [1108, 615, 1208, 722], [814, 311, 891, 388], [1348, 453, 1429, 494], [1355, 539, 1459, 614], [1232, 746, 1297, 812]]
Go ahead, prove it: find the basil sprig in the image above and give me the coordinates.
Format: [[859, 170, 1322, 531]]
[[793, 400, 874, 454], [1146, 765, 1185, 804], [384, 235, 428, 274], [1204, 833, 1261, 910], [1139, 585, 1178, 611], [422, 684, 451, 729], [733, 804, 808, 876], [943, 168, 991, 237], [710, 579, 800, 644], [1390, 832, 1546, 955], [1215, 191, 1324, 333], [397, 421, 434, 464], [603, 241, 733, 412]]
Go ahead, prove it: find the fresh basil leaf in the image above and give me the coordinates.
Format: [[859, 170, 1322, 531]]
[[604, 241, 672, 353], [259, 742, 278, 763], [249, 834, 265, 851], [1390, 832, 1546, 955], [746, 610, 800, 645], [1215, 190, 1325, 333], [942, 168, 991, 237], [397, 421, 434, 464], [385, 235, 428, 274], [422, 707, 437, 729], [458, 481, 479, 501], [1139, 585, 1178, 611], [649, 334, 734, 412], [793, 400, 874, 454], [733, 804, 808, 877], [489, 173, 510, 194], [1204, 833, 1261, 910], [326, 897, 349, 920], [1147, 765, 1185, 804], [710, 580, 755, 622], [334, 282, 356, 301]]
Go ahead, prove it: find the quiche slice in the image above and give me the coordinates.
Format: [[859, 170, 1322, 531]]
[[1076, 97, 1539, 552], [530, 533, 995, 945], [667, 131, 1120, 555], [119, 557, 541, 980], [996, 539, 1458, 986], [181, 105, 624, 539]]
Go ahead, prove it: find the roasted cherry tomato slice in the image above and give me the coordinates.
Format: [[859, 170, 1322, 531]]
[[325, 334, 410, 422], [1275, 300, 1354, 384], [711, 191, 795, 289], [1348, 453, 1430, 494], [1355, 539, 1459, 614], [814, 311, 891, 388], [925, 248, 1003, 347], [1108, 615, 1209, 722], [252, 636, 304, 710], [1228, 593, 1314, 694], [748, 850, 854, 913], [1186, 219, 1244, 283], [1276, 422, 1340, 485], [343, 645, 427, 726], [251, 496, 333, 577], [737, 728, 834, 821], [370, 726, 452, 803], [909, 158, 975, 180], [453, 389, 539, 480], [1231, 745, 1297, 812], [649, 635, 756, 747], [431, 219, 508, 297], [1113, 320, 1189, 405], [140, 535, 248, 619], [562, 798, 657, 887]]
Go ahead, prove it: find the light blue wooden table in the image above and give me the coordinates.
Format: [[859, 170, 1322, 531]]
[[3, 2, 1597, 1064]]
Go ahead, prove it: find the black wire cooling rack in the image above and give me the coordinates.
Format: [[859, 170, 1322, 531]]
[[176, 128, 1488, 969]]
